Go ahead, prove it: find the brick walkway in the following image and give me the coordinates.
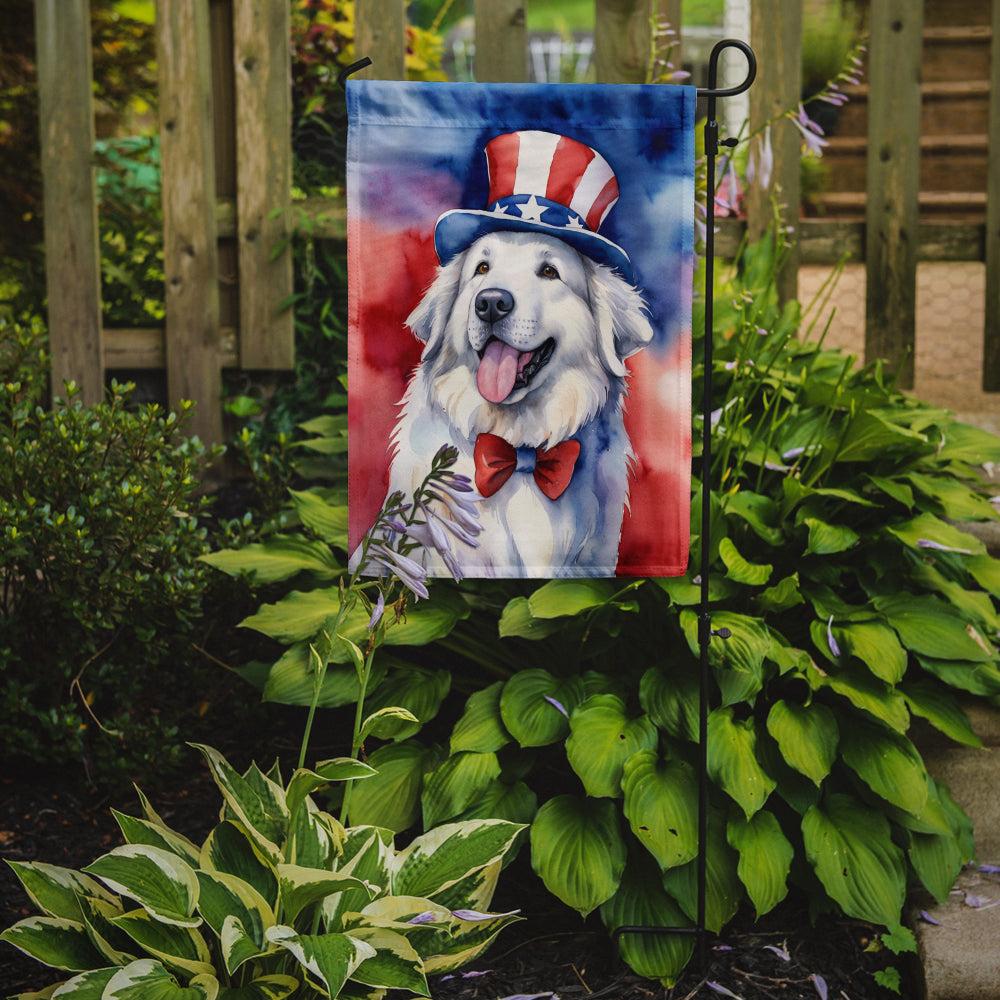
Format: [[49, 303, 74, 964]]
[[798, 262, 1000, 436]]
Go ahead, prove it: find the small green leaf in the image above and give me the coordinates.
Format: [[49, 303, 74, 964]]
[[450, 682, 511, 754], [527, 579, 620, 618], [499, 670, 584, 747], [639, 664, 699, 743], [200, 536, 341, 584], [718, 537, 772, 585], [727, 810, 793, 917], [803, 517, 859, 555], [497, 597, 563, 639], [765, 700, 838, 786], [346, 740, 441, 832], [287, 489, 349, 544]]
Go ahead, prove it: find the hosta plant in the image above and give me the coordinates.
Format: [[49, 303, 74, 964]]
[[1, 743, 523, 999]]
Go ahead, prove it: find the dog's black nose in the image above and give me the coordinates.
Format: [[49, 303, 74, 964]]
[[475, 288, 515, 325]]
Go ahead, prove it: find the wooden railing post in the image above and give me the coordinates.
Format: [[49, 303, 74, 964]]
[[354, 0, 407, 80], [983, 0, 1000, 390], [474, 0, 527, 83], [864, 0, 923, 389], [233, 0, 294, 370], [34, 0, 104, 405], [746, 0, 801, 305], [157, 0, 223, 444]]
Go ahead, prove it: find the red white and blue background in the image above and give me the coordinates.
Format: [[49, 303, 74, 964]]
[[347, 80, 695, 578]]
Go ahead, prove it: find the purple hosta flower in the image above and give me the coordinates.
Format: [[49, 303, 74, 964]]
[[407, 911, 438, 925], [441, 970, 493, 982], [979, 864, 1000, 874], [544, 695, 569, 718], [919, 909, 958, 929], [827, 616, 842, 657], [451, 908, 521, 921], [917, 538, 973, 555], [707, 982, 742, 999], [367, 542, 429, 600], [747, 125, 774, 191], [812, 974, 828, 1000], [715, 157, 742, 216], [791, 104, 829, 157], [763, 944, 791, 962], [367, 590, 385, 631], [497, 994, 558, 1000]]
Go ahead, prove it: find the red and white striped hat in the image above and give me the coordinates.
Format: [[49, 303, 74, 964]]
[[434, 130, 635, 284]]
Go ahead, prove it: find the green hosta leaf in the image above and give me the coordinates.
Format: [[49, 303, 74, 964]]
[[393, 820, 524, 901], [906, 472, 998, 522], [260, 643, 387, 709], [661, 810, 741, 933], [755, 573, 804, 614], [621, 751, 698, 871], [802, 793, 906, 926], [724, 490, 784, 545], [935, 421, 1000, 464], [911, 562, 1000, 633], [839, 718, 929, 817], [967, 553, 1000, 597], [835, 621, 907, 684], [916, 655, 1000, 697], [347, 740, 442, 832], [111, 908, 214, 978], [288, 489, 349, 544], [866, 474, 914, 509], [285, 759, 376, 822], [499, 670, 584, 747], [359, 706, 421, 742], [362, 667, 451, 740], [83, 846, 200, 928], [655, 573, 737, 606], [497, 596, 564, 639], [718, 537, 772, 585], [195, 871, 273, 974], [453, 779, 538, 827], [216, 975, 299, 1000], [874, 594, 995, 662], [599, 853, 694, 987], [112, 812, 201, 868], [885, 512, 985, 556], [727, 811, 793, 918], [4, 862, 118, 923], [565, 695, 658, 798], [835, 410, 927, 463], [527, 579, 620, 617], [680, 610, 770, 706], [277, 865, 374, 925], [103, 959, 218, 999], [803, 517, 859, 556], [530, 795, 626, 917], [200, 822, 278, 910], [639, 664, 699, 742], [346, 926, 428, 994], [0, 916, 107, 971], [265, 926, 375, 997], [909, 827, 966, 905], [901, 680, 982, 748], [765, 700, 838, 786], [191, 746, 287, 862], [450, 682, 511, 754], [809, 661, 910, 732], [200, 535, 341, 584], [421, 751, 502, 828], [707, 708, 776, 819]]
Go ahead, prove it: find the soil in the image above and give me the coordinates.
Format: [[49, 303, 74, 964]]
[[0, 741, 914, 1000]]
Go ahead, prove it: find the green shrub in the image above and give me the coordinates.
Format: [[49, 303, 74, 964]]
[[0, 317, 220, 783]]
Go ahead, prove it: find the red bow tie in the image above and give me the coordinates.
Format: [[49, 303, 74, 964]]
[[473, 433, 581, 500]]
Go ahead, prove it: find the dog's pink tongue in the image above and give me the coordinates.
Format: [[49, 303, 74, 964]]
[[477, 339, 521, 404]]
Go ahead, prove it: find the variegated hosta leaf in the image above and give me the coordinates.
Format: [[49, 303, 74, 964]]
[[424, 859, 501, 916], [838, 718, 929, 817], [77, 894, 136, 966], [200, 822, 278, 910], [110, 907, 214, 978], [344, 926, 429, 995], [529, 795, 626, 917], [323, 829, 393, 931], [214, 975, 300, 1000], [190, 745, 287, 863], [565, 695, 658, 799], [421, 906, 523, 975], [765, 700, 838, 786], [83, 846, 200, 928], [802, 793, 906, 926], [391, 820, 524, 901], [621, 751, 699, 871], [421, 751, 502, 829], [347, 740, 442, 833], [288, 801, 343, 870], [0, 916, 107, 971], [450, 681, 511, 754], [285, 760, 375, 824], [4, 861, 118, 922], [277, 865, 376, 925], [195, 871, 274, 974], [45, 966, 118, 997], [112, 810, 202, 868], [102, 958, 218, 999], [499, 669, 584, 747], [727, 810, 793, 917], [599, 853, 694, 987], [265, 926, 375, 998], [707, 707, 776, 818]]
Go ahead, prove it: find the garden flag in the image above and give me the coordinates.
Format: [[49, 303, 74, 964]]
[[347, 80, 695, 578]]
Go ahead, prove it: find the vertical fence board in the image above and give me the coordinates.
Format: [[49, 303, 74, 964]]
[[864, 0, 923, 389], [233, 0, 294, 369], [746, 0, 801, 304], [157, 0, 222, 444], [594, 0, 654, 84], [34, 0, 103, 405], [355, 0, 406, 80], [983, 0, 1000, 390], [474, 0, 527, 82]]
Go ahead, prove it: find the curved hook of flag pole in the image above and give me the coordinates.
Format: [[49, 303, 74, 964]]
[[337, 57, 373, 90]]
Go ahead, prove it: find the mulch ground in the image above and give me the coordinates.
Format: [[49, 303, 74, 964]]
[[1, 740, 914, 1000]]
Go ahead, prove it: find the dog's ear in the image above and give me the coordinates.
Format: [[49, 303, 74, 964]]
[[405, 255, 463, 363], [589, 264, 655, 377]]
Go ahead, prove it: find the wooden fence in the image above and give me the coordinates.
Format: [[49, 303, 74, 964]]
[[33, 0, 1000, 445]]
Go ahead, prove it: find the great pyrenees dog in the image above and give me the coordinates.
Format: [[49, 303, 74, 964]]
[[386, 227, 655, 577]]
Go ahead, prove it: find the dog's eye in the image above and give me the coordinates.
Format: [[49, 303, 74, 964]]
[[540, 264, 560, 280], [475, 261, 490, 275]]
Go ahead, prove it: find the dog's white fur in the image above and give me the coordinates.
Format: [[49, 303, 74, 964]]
[[387, 230, 654, 577]]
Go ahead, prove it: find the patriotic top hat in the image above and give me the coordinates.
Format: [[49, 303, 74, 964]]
[[434, 130, 636, 285]]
